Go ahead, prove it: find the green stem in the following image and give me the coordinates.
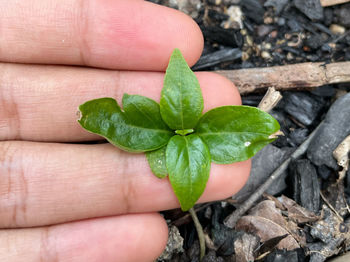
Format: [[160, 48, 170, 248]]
[[189, 207, 205, 260]]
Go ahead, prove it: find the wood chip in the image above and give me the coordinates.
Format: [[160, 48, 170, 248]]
[[320, 0, 350, 7], [216, 62, 350, 94], [258, 87, 283, 112], [333, 135, 350, 180]]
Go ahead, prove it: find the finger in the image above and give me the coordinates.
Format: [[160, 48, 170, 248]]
[[0, 214, 168, 262], [0, 141, 250, 228], [0, 63, 241, 141], [0, 0, 203, 69]]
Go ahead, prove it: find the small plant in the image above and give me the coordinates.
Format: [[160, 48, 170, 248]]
[[78, 49, 280, 211]]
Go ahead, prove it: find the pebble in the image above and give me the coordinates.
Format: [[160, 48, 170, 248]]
[[277, 17, 286, 26], [256, 25, 274, 37], [261, 50, 272, 59], [286, 52, 294, 60], [264, 16, 274, 25], [294, 0, 324, 21], [222, 5, 243, 29], [169, 0, 202, 18], [330, 24, 346, 35], [269, 30, 278, 38], [307, 93, 350, 169]]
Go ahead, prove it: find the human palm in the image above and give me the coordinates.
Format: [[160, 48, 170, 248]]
[[0, 0, 250, 261]]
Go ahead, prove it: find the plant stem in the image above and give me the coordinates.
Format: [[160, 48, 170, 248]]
[[189, 207, 205, 260]]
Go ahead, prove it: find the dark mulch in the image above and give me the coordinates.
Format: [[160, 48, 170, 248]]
[[147, 1, 350, 261]]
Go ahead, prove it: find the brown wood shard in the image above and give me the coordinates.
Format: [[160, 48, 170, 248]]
[[215, 62, 350, 94], [320, 0, 350, 7]]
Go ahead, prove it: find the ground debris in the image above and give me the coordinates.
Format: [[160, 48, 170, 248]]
[[157, 225, 184, 261], [277, 195, 320, 224], [235, 200, 303, 250], [307, 93, 350, 169], [294, 0, 324, 21], [290, 159, 321, 214], [307, 205, 350, 261], [333, 135, 350, 180], [234, 232, 260, 262]]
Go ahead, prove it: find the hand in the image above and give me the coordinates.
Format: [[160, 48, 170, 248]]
[[0, 0, 251, 261]]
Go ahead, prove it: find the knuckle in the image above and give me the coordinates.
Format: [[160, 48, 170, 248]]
[[0, 142, 27, 227]]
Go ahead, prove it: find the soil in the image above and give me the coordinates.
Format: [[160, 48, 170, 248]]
[[147, 1, 350, 261]]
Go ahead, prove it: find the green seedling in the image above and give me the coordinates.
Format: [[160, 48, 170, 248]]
[[78, 49, 280, 211]]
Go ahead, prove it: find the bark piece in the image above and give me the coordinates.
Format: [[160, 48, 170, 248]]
[[290, 159, 320, 214], [294, 0, 324, 21], [283, 92, 325, 126], [307, 93, 350, 169], [232, 145, 293, 203], [192, 48, 241, 70]]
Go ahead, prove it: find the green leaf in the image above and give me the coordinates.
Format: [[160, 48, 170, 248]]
[[196, 106, 280, 164], [78, 96, 173, 152], [166, 134, 211, 211], [146, 146, 168, 178], [160, 48, 203, 130]]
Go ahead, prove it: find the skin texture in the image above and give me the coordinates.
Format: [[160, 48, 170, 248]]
[[0, 0, 251, 261]]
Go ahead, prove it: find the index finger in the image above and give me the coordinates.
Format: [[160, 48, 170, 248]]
[[0, 0, 203, 70]]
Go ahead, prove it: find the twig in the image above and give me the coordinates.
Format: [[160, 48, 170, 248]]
[[224, 121, 325, 228], [189, 208, 206, 260], [320, 0, 350, 7], [215, 62, 350, 94]]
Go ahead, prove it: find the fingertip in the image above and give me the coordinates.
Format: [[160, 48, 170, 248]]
[[88, 0, 204, 70], [196, 72, 242, 112], [171, 11, 204, 67], [201, 159, 251, 202], [143, 213, 169, 260]]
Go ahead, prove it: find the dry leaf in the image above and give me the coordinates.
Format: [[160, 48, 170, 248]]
[[234, 232, 260, 262], [279, 195, 320, 224], [236, 200, 301, 250]]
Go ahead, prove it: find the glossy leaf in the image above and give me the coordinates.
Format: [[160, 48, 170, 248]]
[[160, 48, 203, 130], [78, 96, 173, 152], [166, 134, 211, 211], [146, 146, 168, 178], [196, 106, 280, 164]]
